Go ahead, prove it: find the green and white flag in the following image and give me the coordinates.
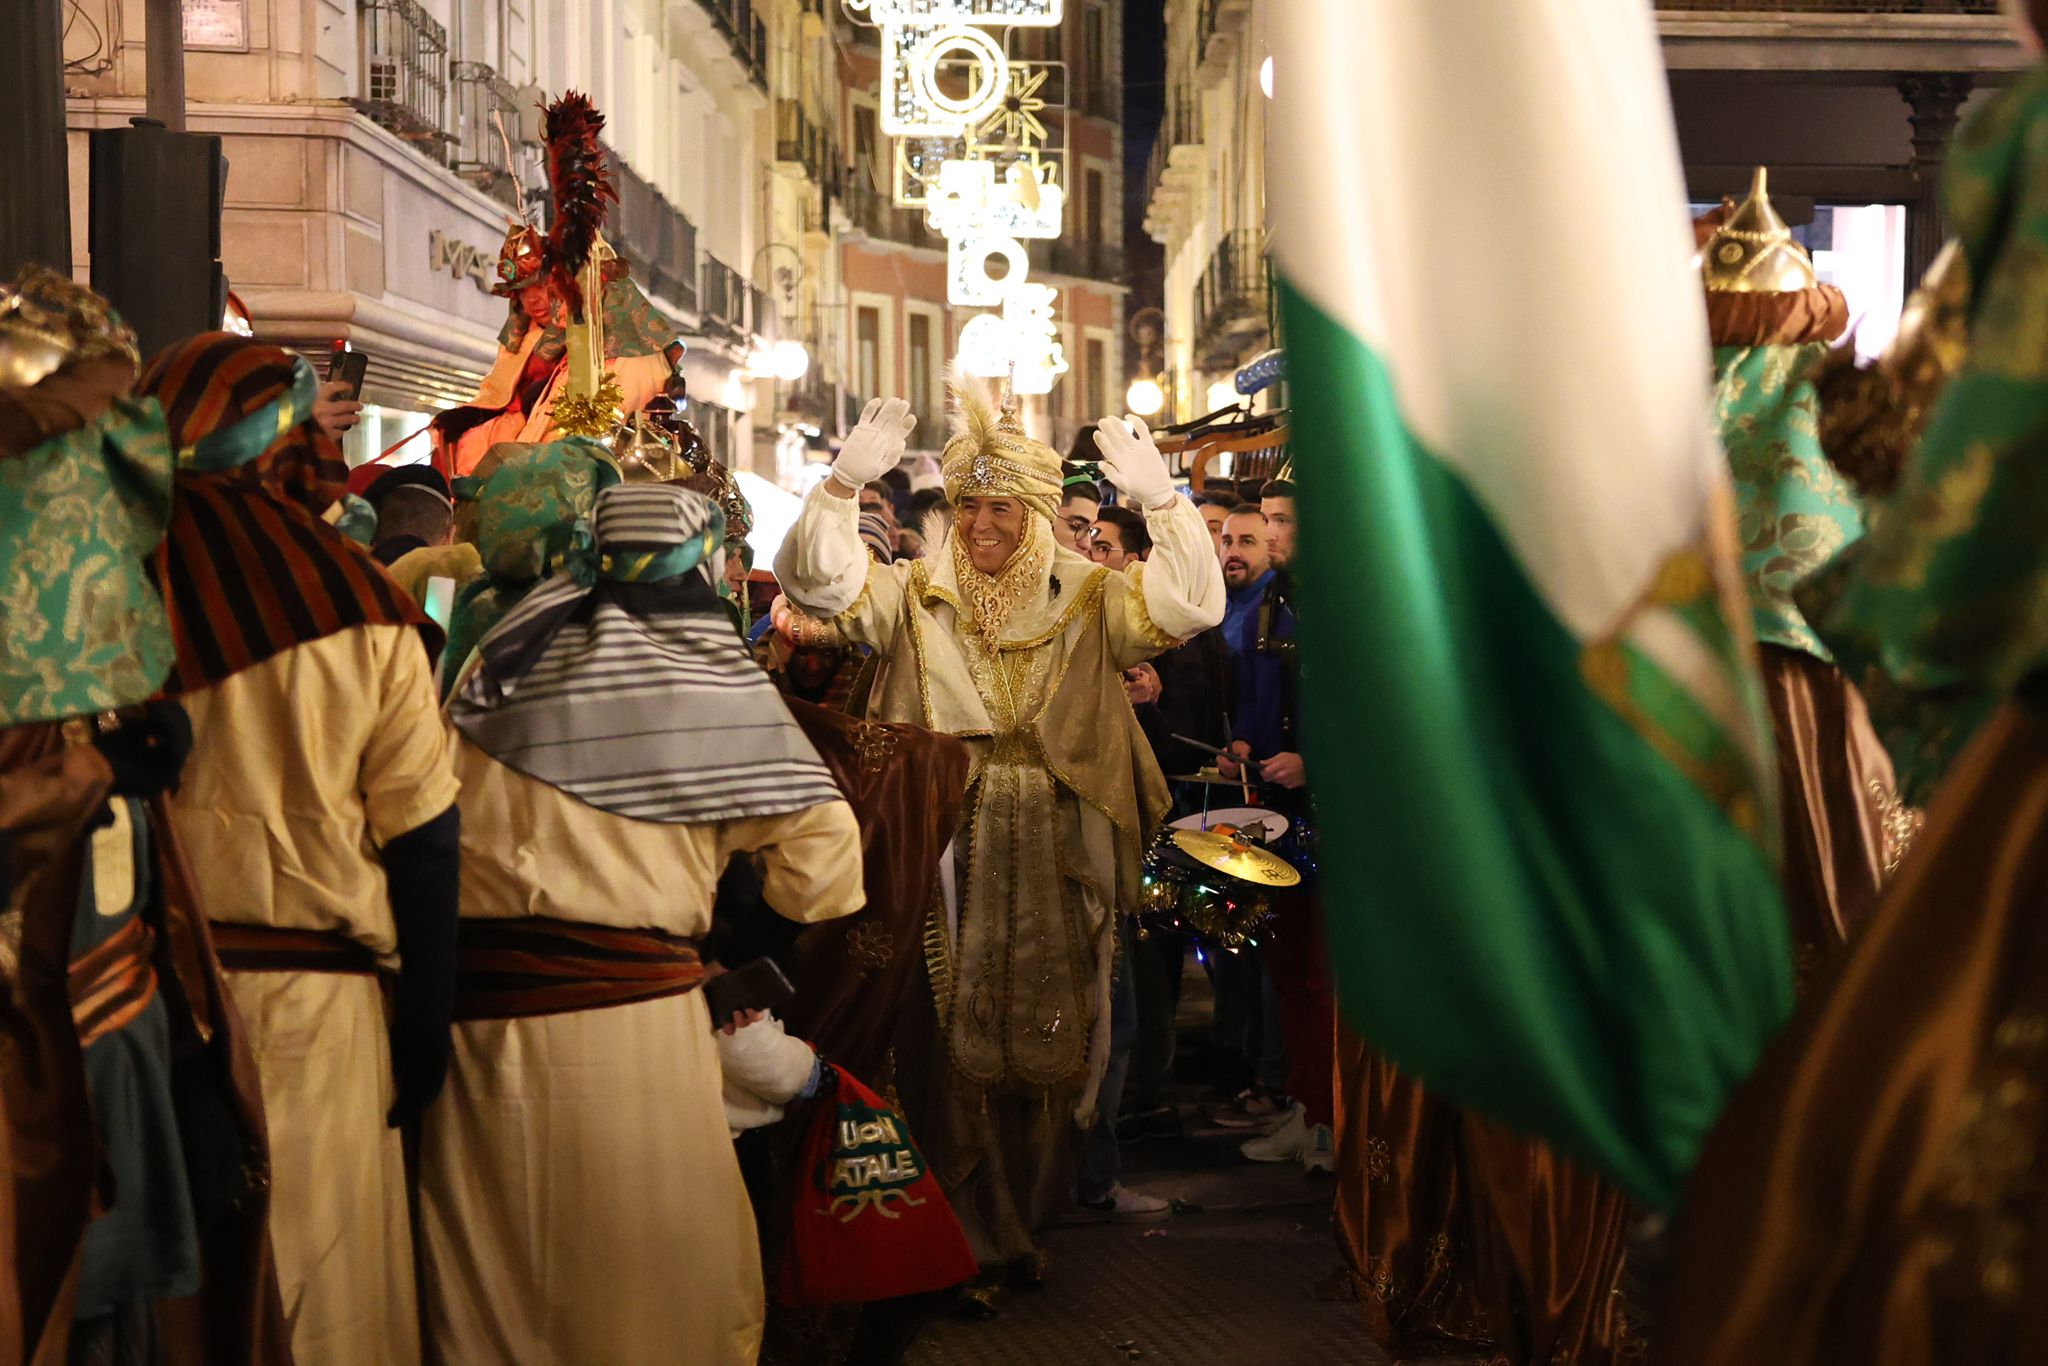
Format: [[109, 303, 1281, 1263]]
[[1271, 0, 1792, 1211]]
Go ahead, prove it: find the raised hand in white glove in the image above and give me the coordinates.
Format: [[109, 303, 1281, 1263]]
[[829, 398, 917, 496], [1092, 413, 1177, 511]]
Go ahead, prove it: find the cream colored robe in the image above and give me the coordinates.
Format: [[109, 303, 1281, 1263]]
[[775, 488, 1223, 1260], [172, 624, 459, 1366], [418, 737, 863, 1366]]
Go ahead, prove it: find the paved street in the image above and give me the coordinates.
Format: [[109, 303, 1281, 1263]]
[[904, 1112, 1383, 1366]]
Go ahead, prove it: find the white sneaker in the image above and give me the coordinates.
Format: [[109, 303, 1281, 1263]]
[[1301, 1122, 1336, 1175], [1240, 1103, 1308, 1163], [1073, 1183, 1173, 1223]]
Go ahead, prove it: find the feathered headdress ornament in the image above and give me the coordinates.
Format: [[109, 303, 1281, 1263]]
[[543, 91, 617, 323]]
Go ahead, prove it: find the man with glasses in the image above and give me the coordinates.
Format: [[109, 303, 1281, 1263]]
[[1055, 476, 1102, 553], [1089, 505, 1152, 571]]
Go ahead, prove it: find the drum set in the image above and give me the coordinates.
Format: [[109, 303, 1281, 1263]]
[[1138, 769, 1313, 952]]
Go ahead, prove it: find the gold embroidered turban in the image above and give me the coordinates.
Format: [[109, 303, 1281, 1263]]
[[940, 371, 1063, 523]]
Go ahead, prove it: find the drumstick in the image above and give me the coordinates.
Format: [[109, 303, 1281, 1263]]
[[1170, 733, 1264, 773], [1170, 734, 1260, 802]]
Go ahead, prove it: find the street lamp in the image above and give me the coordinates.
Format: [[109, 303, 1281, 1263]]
[[1125, 376, 1165, 417], [771, 339, 811, 381]]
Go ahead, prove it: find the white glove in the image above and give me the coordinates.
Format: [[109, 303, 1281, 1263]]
[[1091, 414, 1177, 511], [831, 398, 917, 492]]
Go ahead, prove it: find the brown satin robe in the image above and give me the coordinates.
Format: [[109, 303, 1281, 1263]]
[[1664, 700, 2048, 1365], [0, 724, 290, 1366], [1334, 1033, 1643, 1364], [1759, 644, 1902, 986], [755, 702, 972, 1366], [776, 700, 973, 1094]]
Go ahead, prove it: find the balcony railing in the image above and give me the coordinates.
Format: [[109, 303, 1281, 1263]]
[[1143, 85, 1201, 214], [701, 256, 748, 336], [1195, 229, 1271, 370], [1654, 0, 1996, 9], [355, 0, 449, 153], [776, 99, 838, 191], [1047, 238, 1127, 282], [844, 173, 942, 251], [448, 62, 527, 203], [704, 0, 769, 91], [609, 148, 700, 315]]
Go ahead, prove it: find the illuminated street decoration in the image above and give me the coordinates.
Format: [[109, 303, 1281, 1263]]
[[852, 0, 1072, 392], [929, 159, 1063, 240], [955, 313, 1016, 378], [882, 25, 1011, 136], [850, 0, 1062, 26], [950, 287, 1068, 395], [1003, 283, 1068, 394], [947, 236, 1032, 307]]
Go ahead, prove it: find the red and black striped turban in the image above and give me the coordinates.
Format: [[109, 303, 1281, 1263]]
[[138, 332, 434, 693]]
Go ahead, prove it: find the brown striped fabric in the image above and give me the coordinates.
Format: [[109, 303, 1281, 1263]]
[[136, 332, 435, 692], [452, 917, 705, 1021], [68, 915, 159, 1050], [208, 923, 381, 975]]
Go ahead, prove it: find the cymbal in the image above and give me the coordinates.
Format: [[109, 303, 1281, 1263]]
[[1169, 830, 1302, 888], [1166, 771, 1255, 787]]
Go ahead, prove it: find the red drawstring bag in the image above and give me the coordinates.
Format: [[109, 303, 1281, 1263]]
[[776, 1065, 977, 1306]]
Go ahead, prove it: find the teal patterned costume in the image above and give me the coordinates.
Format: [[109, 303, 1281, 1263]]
[[1715, 343, 1865, 660], [1818, 63, 2048, 799], [0, 397, 175, 724], [440, 438, 621, 691]]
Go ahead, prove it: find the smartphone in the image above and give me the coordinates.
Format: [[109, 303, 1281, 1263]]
[[327, 346, 369, 401], [703, 956, 795, 1028], [422, 575, 456, 631]]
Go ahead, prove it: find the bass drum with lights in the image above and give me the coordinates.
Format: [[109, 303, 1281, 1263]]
[[1137, 809, 1300, 951]]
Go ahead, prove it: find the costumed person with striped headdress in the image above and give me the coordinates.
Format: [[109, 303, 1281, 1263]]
[[419, 484, 863, 1364], [427, 92, 680, 478], [0, 272, 292, 1364], [774, 381, 1223, 1301], [137, 333, 459, 1366]]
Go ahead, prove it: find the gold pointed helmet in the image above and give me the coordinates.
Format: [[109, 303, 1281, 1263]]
[[1700, 167, 1818, 294]]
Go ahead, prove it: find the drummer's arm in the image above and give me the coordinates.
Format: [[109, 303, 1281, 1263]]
[[1217, 741, 1306, 791]]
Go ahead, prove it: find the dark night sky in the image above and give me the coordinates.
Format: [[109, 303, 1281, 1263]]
[[1122, 0, 1168, 331]]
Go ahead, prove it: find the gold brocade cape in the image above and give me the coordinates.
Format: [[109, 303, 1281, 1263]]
[[858, 538, 1171, 1093]]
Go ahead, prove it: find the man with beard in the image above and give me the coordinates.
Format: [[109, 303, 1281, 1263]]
[[776, 383, 1223, 1301], [1219, 472, 1328, 1171]]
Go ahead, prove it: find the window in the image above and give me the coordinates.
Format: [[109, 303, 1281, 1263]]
[[854, 104, 878, 180], [908, 312, 934, 433], [1086, 168, 1106, 253], [1085, 337, 1107, 423], [857, 306, 882, 404], [1083, 4, 1106, 91]]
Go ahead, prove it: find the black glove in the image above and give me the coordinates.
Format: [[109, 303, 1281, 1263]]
[[92, 700, 194, 797], [382, 804, 461, 1128]]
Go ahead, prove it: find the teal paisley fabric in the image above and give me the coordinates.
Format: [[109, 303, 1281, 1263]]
[[1714, 343, 1864, 660], [0, 396, 176, 723], [1816, 61, 2048, 797], [440, 437, 620, 690]]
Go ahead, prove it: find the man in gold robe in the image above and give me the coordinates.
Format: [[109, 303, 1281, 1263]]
[[776, 382, 1224, 1292]]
